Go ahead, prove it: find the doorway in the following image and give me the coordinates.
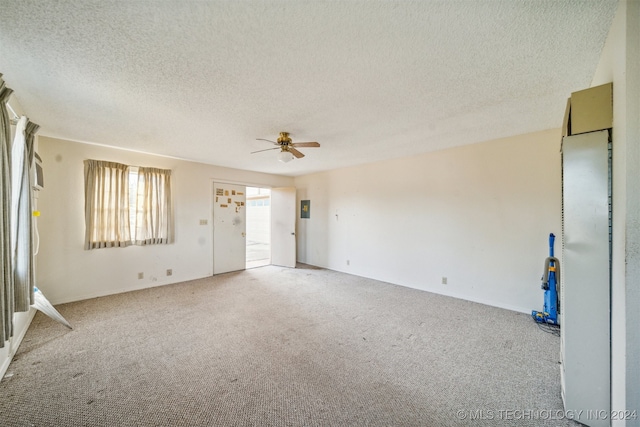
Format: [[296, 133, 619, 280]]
[[213, 184, 296, 274], [246, 187, 271, 269]]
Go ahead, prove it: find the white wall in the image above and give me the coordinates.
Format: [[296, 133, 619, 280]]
[[295, 128, 562, 314], [591, 0, 640, 423], [36, 136, 293, 304]]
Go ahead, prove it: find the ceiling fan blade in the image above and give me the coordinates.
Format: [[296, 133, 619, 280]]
[[291, 142, 320, 148], [289, 147, 305, 159], [256, 138, 278, 145], [251, 147, 281, 154]]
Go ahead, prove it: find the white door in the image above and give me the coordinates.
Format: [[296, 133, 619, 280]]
[[213, 183, 247, 274], [271, 187, 296, 268]]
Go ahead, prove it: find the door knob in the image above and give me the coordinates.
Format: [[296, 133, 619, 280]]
[[291, 232, 295, 236]]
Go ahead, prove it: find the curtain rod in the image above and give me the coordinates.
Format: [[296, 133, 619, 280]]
[[6, 101, 20, 125]]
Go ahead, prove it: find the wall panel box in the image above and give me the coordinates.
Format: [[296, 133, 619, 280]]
[[570, 83, 612, 135]]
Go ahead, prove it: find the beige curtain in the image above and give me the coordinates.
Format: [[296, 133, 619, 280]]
[[1, 75, 14, 347], [84, 160, 132, 250], [134, 167, 172, 245], [12, 118, 40, 312]]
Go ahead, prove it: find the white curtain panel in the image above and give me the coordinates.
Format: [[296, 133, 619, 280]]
[[84, 160, 132, 250], [22, 120, 39, 307], [10, 117, 26, 255], [10, 116, 36, 312], [134, 167, 172, 245]]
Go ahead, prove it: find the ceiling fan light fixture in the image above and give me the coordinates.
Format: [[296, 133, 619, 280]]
[[278, 150, 294, 163]]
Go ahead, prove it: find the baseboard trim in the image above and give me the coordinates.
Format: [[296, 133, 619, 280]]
[[307, 263, 532, 315], [46, 274, 209, 305]]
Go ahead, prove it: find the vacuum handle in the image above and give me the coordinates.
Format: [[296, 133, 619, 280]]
[[541, 256, 560, 290]]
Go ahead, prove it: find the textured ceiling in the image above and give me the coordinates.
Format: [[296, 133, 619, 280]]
[[0, 0, 618, 177]]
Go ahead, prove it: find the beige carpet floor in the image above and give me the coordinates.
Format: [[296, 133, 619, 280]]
[[0, 264, 576, 426]]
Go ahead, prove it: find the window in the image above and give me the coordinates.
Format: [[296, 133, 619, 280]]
[[128, 167, 139, 236], [133, 166, 172, 245], [84, 160, 172, 250]]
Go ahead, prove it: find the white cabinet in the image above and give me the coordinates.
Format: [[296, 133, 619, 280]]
[[561, 129, 610, 427]]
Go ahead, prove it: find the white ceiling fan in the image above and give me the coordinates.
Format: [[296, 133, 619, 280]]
[[252, 132, 320, 163]]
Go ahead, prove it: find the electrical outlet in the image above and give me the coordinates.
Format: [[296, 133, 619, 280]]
[[166, 269, 172, 276], [442, 277, 447, 285], [199, 219, 208, 225], [138, 272, 144, 280]]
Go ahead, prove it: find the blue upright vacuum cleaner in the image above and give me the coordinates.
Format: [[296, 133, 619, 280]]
[[532, 233, 560, 325]]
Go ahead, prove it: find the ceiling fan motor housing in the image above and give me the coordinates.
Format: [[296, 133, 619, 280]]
[[277, 132, 292, 146]]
